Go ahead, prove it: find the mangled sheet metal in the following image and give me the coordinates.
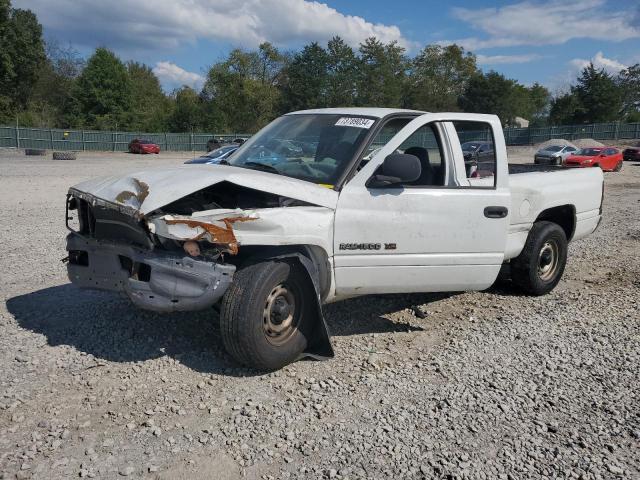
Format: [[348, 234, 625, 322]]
[[70, 165, 338, 215], [148, 207, 334, 255]]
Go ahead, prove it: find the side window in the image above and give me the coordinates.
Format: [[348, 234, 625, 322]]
[[452, 121, 496, 187], [360, 117, 413, 164], [397, 124, 446, 187]]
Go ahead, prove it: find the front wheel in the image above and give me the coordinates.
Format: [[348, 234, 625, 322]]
[[614, 161, 622, 172], [219, 261, 313, 370], [511, 221, 567, 295]]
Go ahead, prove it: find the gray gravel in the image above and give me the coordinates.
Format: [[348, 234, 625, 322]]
[[0, 149, 639, 479]]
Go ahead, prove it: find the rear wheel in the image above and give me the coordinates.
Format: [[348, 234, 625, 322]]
[[220, 261, 313, 370], [511, 221, 567, 295], [614, 161, 622, 172]]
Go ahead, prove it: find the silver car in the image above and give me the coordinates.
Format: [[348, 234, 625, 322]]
[[534, 144, 578, 165]]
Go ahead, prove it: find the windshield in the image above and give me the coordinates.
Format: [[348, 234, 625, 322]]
[[576, 148, 602, 156], [228, 114, 375, 185], [206, 145, 237, 158], [543, 145, 563, 152]]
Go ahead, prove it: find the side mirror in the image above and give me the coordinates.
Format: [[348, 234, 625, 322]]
[[366, 153, 421, 188], [600, 153, 606, 157]]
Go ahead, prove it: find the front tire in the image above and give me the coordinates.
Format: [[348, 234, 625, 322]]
[[220, 261, 313, 370], [511, 221, 567, 295], [614, 161, 622, 172]]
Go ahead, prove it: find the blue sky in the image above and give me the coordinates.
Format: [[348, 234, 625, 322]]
[[16, 0, 640, 93]]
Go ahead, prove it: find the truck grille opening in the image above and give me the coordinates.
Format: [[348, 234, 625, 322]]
[[67, 195, 152, 248]]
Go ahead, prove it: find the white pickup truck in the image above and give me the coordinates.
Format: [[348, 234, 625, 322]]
[[65, 108, 604, 369]]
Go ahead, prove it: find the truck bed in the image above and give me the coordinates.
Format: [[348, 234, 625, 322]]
[[508, 163, 565, 174]]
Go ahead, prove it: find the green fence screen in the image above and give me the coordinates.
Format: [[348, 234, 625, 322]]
[[1, 122, 639, 152]]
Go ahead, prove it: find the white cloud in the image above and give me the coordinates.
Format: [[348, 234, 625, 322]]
[[152, 62, 204, 90], [476, 53, 543, 65], [569, 51, 628, 74], [446, 0, 640, 50], [16, 0, 409, 51]]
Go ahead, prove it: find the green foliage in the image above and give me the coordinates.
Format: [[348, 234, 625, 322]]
[[407, 44, 478, 111], [356, 38, 407, 107], [167, 86, 203, 132], [1, 0, 636, 135], [571, 64, 622, 123], [203, 43, 285, 132], [549, 93, 580, 126], [326, 37, 358, 107], [72, 47, 132, 129], [0, 0, 45, 122], [125, 61, 171, 132], [459, 71, 532, 126], [618, 63, 640, 121], [280, 42, 329, 111]]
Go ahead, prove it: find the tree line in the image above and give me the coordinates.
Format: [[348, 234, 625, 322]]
[[2, 0, 639, 134]]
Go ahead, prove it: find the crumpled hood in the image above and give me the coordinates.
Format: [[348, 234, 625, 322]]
[[70, 165, 339, 215]]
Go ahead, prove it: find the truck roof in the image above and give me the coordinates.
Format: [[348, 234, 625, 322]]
[[287, 107, 426, 118]]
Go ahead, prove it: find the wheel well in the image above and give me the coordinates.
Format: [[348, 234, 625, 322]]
[[234, 244, 331, 301], [535, 205, 576, 240]]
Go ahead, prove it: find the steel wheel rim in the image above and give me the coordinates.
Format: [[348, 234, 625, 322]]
[[263, 284, 298, 345], [538, 241, 559, 281]]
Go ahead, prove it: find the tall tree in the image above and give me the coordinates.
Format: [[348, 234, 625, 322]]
[[280, 42, 329, 112], [407, 44, 478, 111], [571, 63, 622, 123], [125, 62, 171, 131], [549, 93, 580, 125], [167, 86, 203, 132], [326, 36, 358, 107], [72, 47, 132, 129], [357, 38, 406, 107], [203, 43, 285, 132], [458, 71, 540, 126], [618, 63, 640, 121], [0, 0, 45, 122]]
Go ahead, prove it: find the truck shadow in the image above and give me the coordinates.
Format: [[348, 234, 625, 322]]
[[6, 285, 443, 376]]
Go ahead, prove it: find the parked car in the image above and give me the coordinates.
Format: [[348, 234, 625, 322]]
[[565, 147, 623, 172], [461, 141, 494, 176], [65, 108, 603, 370], [534, 144, 578, 165], [623, 142, 640, 162], [184, 145, 239, 164], [128, 139, 160, 154]]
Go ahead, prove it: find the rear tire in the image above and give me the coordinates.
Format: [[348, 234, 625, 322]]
[[220, 261, 313, 370], [614, 161, 622, 172], [511, 221, 567, 296]]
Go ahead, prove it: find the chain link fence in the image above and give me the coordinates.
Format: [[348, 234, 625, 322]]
[[1, 122, 639, 152], [0, 127, 248, 152]]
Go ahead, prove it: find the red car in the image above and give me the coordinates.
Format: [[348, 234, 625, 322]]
[[128, 139, 160, 154], [564, 146, 623, 172]]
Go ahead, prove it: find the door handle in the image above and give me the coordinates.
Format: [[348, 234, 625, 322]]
[[484, 206, 508, 218]]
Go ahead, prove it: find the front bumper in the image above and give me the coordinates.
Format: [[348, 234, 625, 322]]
[[534, 156, 558, 165], [66, 233, 235, 312]]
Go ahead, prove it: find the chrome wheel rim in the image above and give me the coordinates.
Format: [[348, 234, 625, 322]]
[[263, 284, 297, 345], [538, 241, 559, 281]]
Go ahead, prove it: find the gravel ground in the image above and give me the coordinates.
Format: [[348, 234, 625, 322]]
[[0, 148, 639, 479]]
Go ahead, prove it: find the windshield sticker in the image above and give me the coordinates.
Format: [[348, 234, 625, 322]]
[[335, 117, 375, 129]]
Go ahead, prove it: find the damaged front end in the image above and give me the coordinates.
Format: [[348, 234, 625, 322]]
[[63, 168, 337, 350], [65, 190, 236, 312]]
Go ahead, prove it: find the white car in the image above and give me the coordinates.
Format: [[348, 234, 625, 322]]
[[534, 144, 579, 165], [65, 108, 603, 369]]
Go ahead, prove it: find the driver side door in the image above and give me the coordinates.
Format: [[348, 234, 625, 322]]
[[333, 114, 510, 296]]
